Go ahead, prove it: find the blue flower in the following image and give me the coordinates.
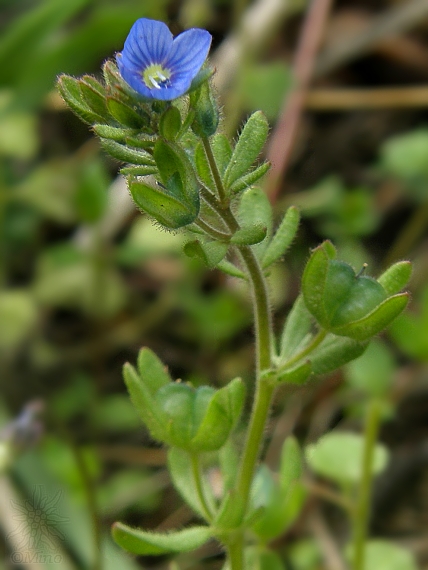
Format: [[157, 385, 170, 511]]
[[116, 18, 212, 101]]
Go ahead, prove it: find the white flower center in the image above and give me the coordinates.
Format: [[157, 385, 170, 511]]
[[143, 64, 171, 89]]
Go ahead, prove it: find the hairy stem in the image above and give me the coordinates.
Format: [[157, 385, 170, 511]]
[[201, 136, 228, 206], [200, 137, 276, 569]]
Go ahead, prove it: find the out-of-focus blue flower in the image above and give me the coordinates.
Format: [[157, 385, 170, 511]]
[[116, 18, 212, 101]]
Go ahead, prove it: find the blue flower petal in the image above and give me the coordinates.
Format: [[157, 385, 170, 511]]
[[124, 18, 173, 67], [117, 19, 212, 101], [167, 29, 212, 77]]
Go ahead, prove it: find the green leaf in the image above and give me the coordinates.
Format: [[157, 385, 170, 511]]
[[120, 165, 158, 176], [93, 124, 135, 143], [211, 133, 233, 176], [106, 97, 148, 129], [57, 75, 105, 124], [262, 206, 300, 269], [306, 432, 389, 485], [377, 261, 412, 296], [79, 78, 110, 121], [237, 188, 273, 246], [230, 223, 267, 246], [310, 334, 368, 375], [276, 361, 312, 385], [167, 448, 216, 519], [279, 296, 313, 361], [159, 106, 182, 140], [137, 347, 171, 394], [279, 437, 303, 494], [154, 140, 200, 209], [250, 465, 306, 543], [100, 139, 155, 165], [194, 141, 216, 193], [229, 162, 271, 194], [122, 363, 167, 443], [332, 293, 409, 340], [224, 111, 269, 188], [112, 523, 212, 555], [128, 178, 199, 229], [191, 377, 245, 452], [347, 540, 418, 570], [184, 240, 228, 268]]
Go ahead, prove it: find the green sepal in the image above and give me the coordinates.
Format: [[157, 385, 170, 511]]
[[100, 139, 155, 165], [187, 65, 215, 94], [229, 162, 271, 194], [159, 106, 182, 141], [122, 362, 167, 442], [279, 295, 313, 361], [93, 124, 135, 143], [215, 260, 246, 280], [310, 334, 368, 375], [302, 241, 336, 326], [184, 240, 229, 268], [102, 59, 124, 88], [377, 260, 412, 295], [112, 522, 212, 555], [106, 97, 148, 129], [128, 177, 199, 229], [331, 293, 409, 340], [79, 77, 110, 122], [191, 81, 219, 137], [191, 377, 245, 452], [224, 111, 269, 188], [276, 360, 312, 385], [262, 206, 300, 269], [137, 347, 171, 392], [120, 165, 158, 177], [57, 75, 105, 125], [156, 383, 210, 448], [230, 223, 267, 246], [167, 448, 216, 520]]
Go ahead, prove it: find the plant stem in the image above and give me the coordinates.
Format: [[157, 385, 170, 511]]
[[352, 398, 382, 570], [227, 535, 245, 570], [190, 453, 213, 522], [202, 136, 228, 206], [200, 136, 275, 569]]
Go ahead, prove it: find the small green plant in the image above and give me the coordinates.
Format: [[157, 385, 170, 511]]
[[58, 17, 413, 570]]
